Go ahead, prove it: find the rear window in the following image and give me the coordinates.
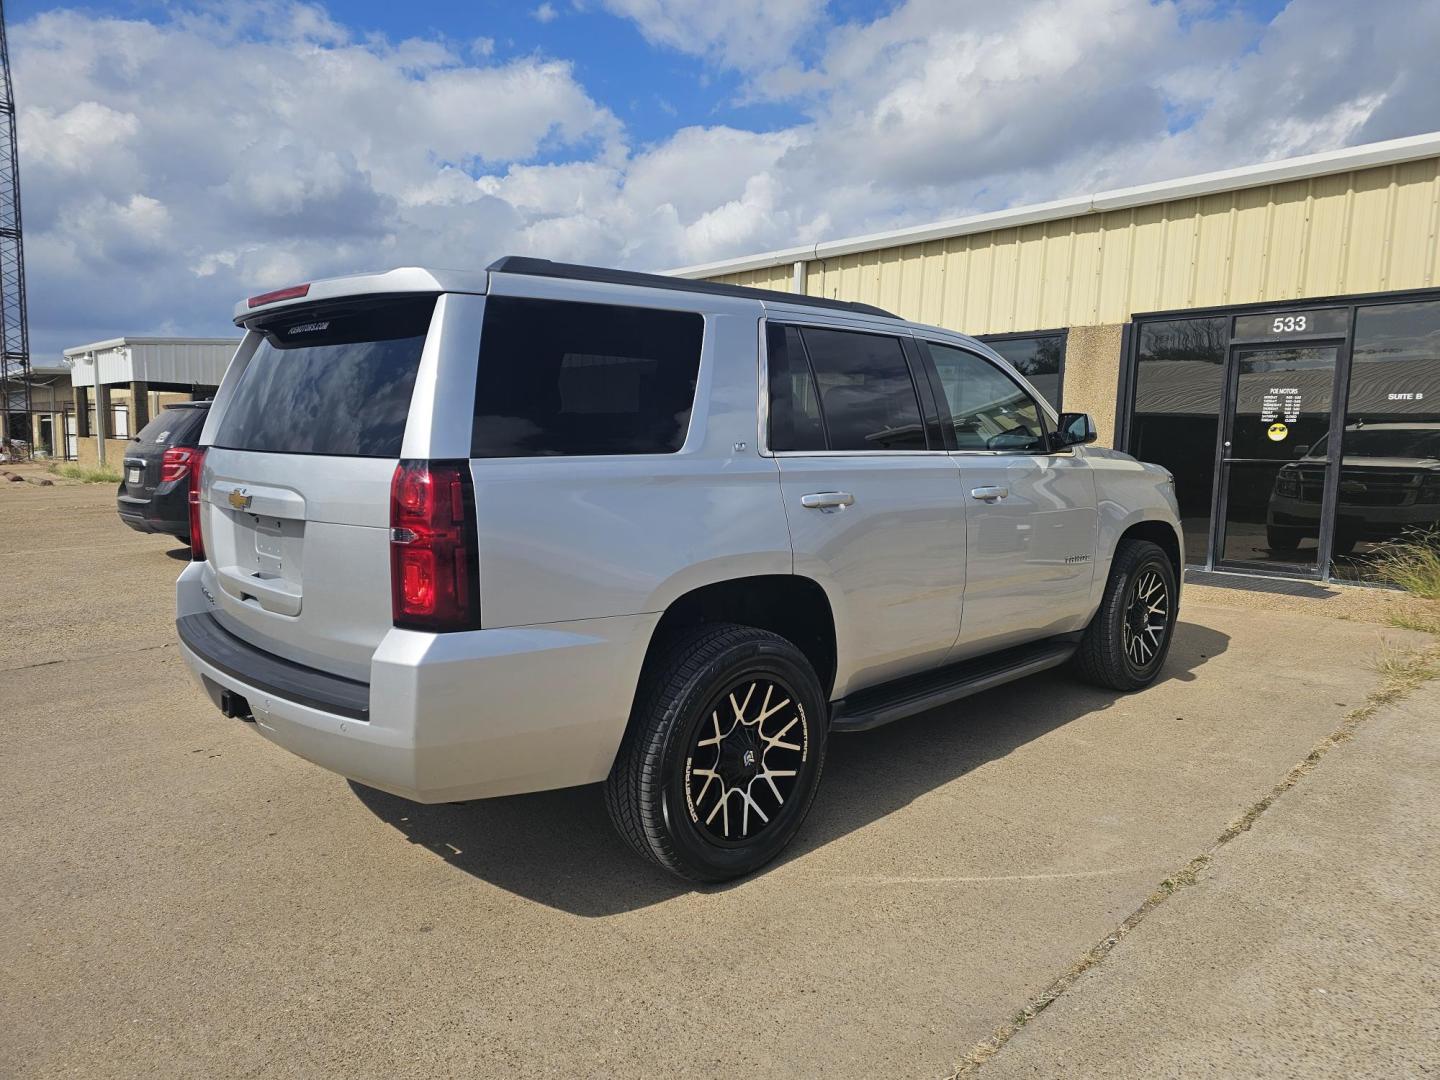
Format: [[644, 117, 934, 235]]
[[213, 296, 435, 457], [472, 296, 703, 457], [132, 406, 206, 449]]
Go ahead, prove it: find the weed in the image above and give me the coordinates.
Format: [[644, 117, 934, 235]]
[[1371, 642, 1440, 696], [1385, 610, 1440, 635], [1368, 528, 1440, 600], [48, 462, 122, 484]]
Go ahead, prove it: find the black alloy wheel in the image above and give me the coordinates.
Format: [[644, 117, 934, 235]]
[[684, 675, 809, 845], [1073, 538, 1178, 691], [605, 623, 828, 882]]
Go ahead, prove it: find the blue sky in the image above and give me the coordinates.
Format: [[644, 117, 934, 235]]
[[10, 0, 1439, 355]]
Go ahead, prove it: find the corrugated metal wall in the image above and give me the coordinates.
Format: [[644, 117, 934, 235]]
[[709, 157, 1440, 334], [130, 341, 237, 386], [69, 341, 238, 387], [720, 264, 796, 294]]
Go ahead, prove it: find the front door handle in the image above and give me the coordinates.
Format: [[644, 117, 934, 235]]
[[970, 486, 1010, 502], [800, 491, 855, 510]]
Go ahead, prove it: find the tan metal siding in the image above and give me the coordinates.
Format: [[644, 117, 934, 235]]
[[703, 157, 1440, 333], [712, 265, 794, 293]]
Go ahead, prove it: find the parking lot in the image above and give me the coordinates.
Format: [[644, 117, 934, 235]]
[[3, 469, 1438, 1078]]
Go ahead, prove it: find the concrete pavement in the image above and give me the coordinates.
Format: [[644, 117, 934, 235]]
[[2, 471, 1435, 1078], [979, 680, 1440, 1079]]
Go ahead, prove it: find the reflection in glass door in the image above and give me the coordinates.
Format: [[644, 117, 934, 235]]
[[1216, 345, 1340, 573]]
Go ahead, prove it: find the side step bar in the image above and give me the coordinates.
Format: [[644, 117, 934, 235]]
[[829, 636, 1080, 733]]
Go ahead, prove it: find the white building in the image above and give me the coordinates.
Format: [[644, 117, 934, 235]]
[[61, 337, 239, 466]]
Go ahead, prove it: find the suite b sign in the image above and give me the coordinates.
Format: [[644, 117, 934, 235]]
[[1234, 308, 1347, 339]]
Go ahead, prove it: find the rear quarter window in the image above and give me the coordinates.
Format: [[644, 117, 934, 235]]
[[214, 296, 435, 457], [472, 296, 703, 457]]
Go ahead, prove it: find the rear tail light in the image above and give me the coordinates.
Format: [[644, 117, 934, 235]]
[[389, 460, 481, 632], [247, 283, 310, 308], [188, 448, 207, 561], [161, 446, 198, 484]]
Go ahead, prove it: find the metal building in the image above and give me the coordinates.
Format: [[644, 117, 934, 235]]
[[671, 132, 1440, 584], [62, 337, 239, 466]]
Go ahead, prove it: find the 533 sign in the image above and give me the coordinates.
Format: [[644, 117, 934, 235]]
[[1234, 307, 1347, 339]]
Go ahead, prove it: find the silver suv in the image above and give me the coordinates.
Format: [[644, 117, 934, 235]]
[[176, 258, 1183, 882]]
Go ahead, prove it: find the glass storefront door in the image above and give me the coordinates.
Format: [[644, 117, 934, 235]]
[[1128, 294, 1440, 581], [1215, 345, 1341, 574]]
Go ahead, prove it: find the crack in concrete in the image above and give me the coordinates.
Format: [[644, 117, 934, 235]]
[[827, 867, 1151, 886], [0, 641, 176, 674], [948, 643, 1440, 1079]]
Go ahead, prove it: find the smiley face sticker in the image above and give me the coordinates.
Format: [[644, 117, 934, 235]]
[[1267, 422, 1289, 442]]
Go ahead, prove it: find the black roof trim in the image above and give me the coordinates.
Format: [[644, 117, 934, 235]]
[[486, 256, 899, 319]]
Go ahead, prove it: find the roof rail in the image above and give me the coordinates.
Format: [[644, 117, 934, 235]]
[[486, 256, 899, 319]]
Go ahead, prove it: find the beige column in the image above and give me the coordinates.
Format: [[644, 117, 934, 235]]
[[1061, 324, 1126, 448]]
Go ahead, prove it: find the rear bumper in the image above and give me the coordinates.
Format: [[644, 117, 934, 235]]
[[175, 564, 658, 802], [118, 482, 190, 537]]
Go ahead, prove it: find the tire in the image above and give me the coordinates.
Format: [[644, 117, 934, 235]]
[[1073, 539, 1178, 692], [604, 623, 828, 883], [1266, 526, 1306, 551]]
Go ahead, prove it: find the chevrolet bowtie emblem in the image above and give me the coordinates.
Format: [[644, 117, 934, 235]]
[[228, 488, 252, 511]]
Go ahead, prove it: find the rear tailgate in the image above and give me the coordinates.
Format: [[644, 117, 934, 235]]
[[121, 408, 204, 500], [196, 296, 438, 682]]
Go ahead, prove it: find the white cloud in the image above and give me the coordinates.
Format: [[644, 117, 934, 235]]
[[600, 0, 826, 71], [533, 3, 559, 23], [12, 0, 1440, 358]]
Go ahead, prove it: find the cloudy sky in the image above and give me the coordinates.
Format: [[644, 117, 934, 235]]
[[12, 0, 1440, 358]]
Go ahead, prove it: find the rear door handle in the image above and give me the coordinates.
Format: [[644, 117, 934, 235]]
[[800, 491, 855, 510], [970, 486, 1009, 502]]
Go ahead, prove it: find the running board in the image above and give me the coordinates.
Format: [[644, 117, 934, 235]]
[[829, 637, 1079, 733]]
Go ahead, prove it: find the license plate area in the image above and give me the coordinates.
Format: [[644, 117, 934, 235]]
[[253, 516, 288, 575], [126, 466, 142, 485]]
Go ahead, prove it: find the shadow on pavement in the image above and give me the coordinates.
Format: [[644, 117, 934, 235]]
[[351, 620, 1230, 917]]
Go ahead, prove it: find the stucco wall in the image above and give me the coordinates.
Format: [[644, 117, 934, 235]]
[[1059, 324, 1124, 448]]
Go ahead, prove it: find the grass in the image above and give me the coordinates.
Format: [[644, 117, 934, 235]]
[[1386, 609, 1440, 635], [1368, 528, 1440, 600], [48, 462, 122, 484], [1370, 642, 1440, 698]]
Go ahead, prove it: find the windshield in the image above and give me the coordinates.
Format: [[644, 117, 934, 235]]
[[1341, 426, 1440, 460], [214, 296, 435, 457]]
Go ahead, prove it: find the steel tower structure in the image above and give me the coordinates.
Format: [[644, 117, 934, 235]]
[[0, 0, 28, 450]]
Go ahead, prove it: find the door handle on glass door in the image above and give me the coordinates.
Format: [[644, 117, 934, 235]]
[[800, 492, 855, 510], [970, 486, 1009, 502]]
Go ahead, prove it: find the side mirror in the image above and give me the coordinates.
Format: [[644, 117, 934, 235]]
[[1053, 412, 1097, 448], [986, 431, 1041, 451]]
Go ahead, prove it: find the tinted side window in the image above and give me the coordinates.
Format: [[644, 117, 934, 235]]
[[473, 297, 702, 457], [800, 327, 926, 451], [766, 323, 826, 451], [214, 297, 434, 457], [926, 343, 1047, 452]]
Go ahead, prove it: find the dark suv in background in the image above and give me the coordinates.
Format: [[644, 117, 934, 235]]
[[116, 402, 210, 544]]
